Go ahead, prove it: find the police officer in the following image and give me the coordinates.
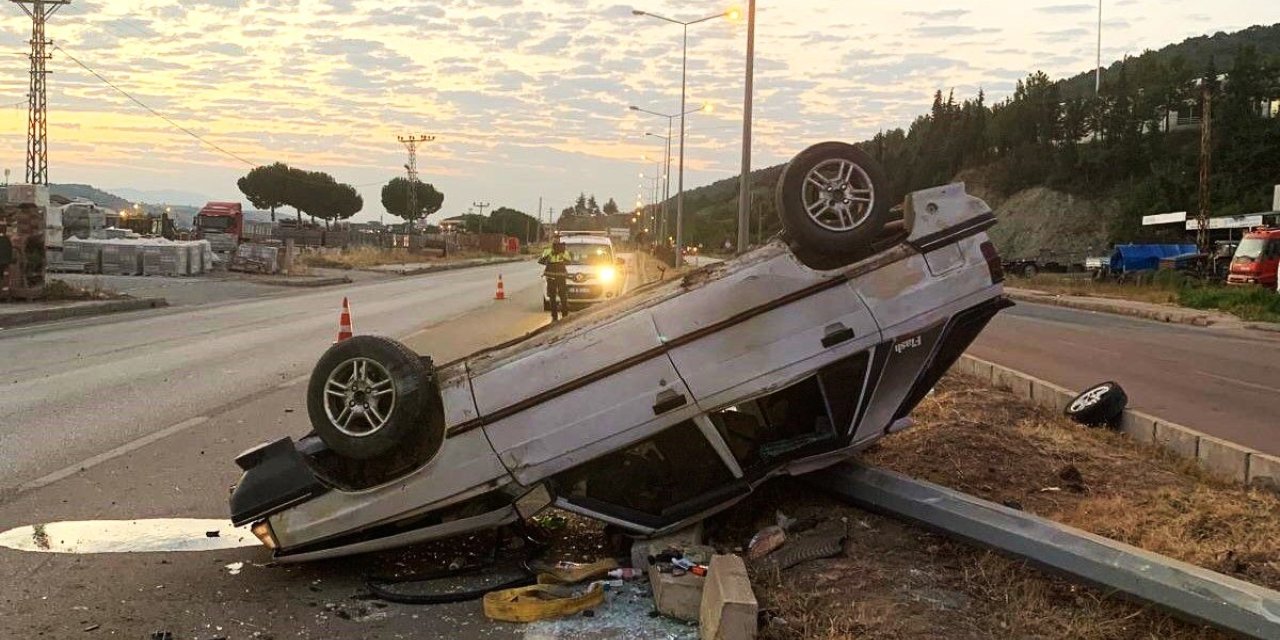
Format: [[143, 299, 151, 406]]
[[539, 238, 573, 321]]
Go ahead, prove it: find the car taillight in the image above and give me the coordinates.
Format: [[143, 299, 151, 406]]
[[980, 241, 1004, 284]]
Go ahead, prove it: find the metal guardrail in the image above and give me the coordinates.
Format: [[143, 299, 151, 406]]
[[809, 462, 1280, 639]]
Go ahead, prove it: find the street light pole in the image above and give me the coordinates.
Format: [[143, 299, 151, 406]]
[[633, 8, 729, 267], [676, 23, 688, 267], [736, 0, 756, 254]]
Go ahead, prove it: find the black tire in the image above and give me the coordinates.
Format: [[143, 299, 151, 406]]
[[1064, 381, 1128, 428], [306, 335, 444, 461], [1022, 263, 1038, 278], [775, 141, 893, 270]]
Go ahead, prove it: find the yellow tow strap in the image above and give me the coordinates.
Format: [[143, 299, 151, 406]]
[[482, 582, 605, 623]]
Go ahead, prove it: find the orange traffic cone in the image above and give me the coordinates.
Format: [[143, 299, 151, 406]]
[[494, 274, 507, 301], [336, 297, 354, 342]]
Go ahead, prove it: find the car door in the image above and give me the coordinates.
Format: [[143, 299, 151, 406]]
[[471, 310, 700, 486], [652, 257, 881, 424]]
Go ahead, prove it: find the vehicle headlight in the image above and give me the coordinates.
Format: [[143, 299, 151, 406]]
[[598, 267, 616, 284]]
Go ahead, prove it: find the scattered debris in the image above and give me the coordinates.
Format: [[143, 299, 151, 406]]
[[753, 522, 847, 573], [530, 558, 618, 585], [225, 562, 244, 576], [81, 623, 99, 632], [746, 526, 786, 561]]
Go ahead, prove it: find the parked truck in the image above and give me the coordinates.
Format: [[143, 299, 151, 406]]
[[1226, 227, 1280, 288], [195, 201, 244, 253]]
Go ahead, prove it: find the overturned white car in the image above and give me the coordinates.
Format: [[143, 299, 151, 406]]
[[229, 142, 1010, 562]]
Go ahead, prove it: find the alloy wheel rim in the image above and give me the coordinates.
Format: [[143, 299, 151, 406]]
[[323, 357, 397, 437], [801, 158, 875, 232]]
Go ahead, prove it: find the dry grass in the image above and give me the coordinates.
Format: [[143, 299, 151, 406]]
[[873, 377, 1280, 590], [732, 373, 1279, 640], [1019, 273, 1181, 305]]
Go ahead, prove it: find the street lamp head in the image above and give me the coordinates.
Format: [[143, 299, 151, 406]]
[[629, 105, 640, 111], [632, 9, 645, 16]]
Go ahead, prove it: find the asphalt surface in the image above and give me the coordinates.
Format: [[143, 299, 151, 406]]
[[971, 301, 1280, 456], [0, 261, 543, 490], [0, 255, 657, 639]]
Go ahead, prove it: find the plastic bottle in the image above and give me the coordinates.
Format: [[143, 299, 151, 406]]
[[607, 568, 642, 580]]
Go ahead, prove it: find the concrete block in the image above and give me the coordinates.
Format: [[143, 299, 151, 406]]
[[972, 359, 994, 384], [1154, 422, 1199, 459], [1197, 437, 1251, 483], [952, 356, 977, 377], [649, 566, 705, 622], [1119, 411, 1158, 444], [993, 366, 1032, 399], [700, 555, 757, 640], [631, 522, 704, 574], [1247, 453, 1280, 491], [1030, 379, 1073, 414]]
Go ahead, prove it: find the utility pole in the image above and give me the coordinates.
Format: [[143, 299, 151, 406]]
[[11, 0, 69, 185], [1095, 0, 1103, 95], [398, 134, 434, 230], [1197, 84, 1212, 254], [736, 0, 756, 254], [473, 201, 490, 234]]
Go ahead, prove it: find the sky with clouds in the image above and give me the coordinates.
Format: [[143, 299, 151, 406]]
[[0, 0, 1276, 223]]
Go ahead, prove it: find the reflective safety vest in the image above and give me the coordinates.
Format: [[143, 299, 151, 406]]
[[541, 248, 572, 278]]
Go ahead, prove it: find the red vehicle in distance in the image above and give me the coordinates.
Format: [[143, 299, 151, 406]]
[[1227, 228, 1280, 289]]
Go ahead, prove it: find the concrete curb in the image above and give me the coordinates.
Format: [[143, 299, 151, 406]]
[[0, 297, 168, 328], [371, 256, 532, 277], [954, 354, 1279, 491], [255, 276, 351, 288], [1245, 322, 1280, 334], [1004, 288, 1215, 327]]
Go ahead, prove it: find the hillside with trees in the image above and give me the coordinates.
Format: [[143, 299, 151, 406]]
[[663, 23, 1280, 257]]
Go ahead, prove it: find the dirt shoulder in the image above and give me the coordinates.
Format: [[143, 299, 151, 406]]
[[724, 373, 1279, 640]]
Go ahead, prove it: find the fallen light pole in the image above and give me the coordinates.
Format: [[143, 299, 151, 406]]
[[810, 462, 1280, 639]]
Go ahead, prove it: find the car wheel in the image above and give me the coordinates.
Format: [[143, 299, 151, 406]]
[[1064, 381, 1128, 427], [1022, 263, 1038, 278], [306, 335, 443, 461], [775, 141, 893, 270]]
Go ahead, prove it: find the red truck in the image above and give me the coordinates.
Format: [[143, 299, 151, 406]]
[[1226, 228, 1280, 289], [195, 201, 244, 252]]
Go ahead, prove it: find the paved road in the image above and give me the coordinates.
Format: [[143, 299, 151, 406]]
[[0, 254, 676, 639], [970, 301, 1280, 455], [0, 261, 544, 490]]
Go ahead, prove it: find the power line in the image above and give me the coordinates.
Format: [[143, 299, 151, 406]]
[[51, 43, 258, 167], [50, 43, 394, 195]]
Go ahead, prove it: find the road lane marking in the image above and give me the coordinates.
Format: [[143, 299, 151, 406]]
[[14, 415, 210, 495], [1194, 370, 1280, 395]]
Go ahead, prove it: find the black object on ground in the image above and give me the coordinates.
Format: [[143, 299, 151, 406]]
[[1064, 381, 1128, 427]]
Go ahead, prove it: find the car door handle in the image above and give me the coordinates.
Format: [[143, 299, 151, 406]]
[[652, 389, 688, 415], [822, 323, 856, 348]]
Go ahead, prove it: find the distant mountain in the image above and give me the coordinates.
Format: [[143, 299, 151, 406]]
[[47, 184, 131, 210], [109, 187, 213, 208], [1058, 23, 1280, 98]]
